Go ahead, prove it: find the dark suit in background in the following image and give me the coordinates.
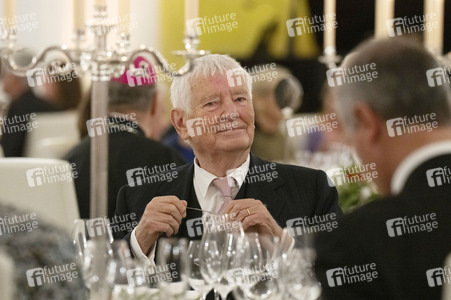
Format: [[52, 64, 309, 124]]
[[315, 154, 451, 300], [1, 90, 60, 157], [114, 154, 341, 243], [65, 118, 185, 219]]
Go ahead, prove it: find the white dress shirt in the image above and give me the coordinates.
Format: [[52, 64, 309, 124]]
[[390, 141, 451, 195], [130, 155, 251, 265], [193, 155, 250, 213]]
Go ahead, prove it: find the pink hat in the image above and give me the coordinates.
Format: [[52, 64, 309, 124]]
[[112, 56, 157, 86]]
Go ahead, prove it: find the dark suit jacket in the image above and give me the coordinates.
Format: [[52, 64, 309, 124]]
[[64, 119, 185, 218], [314, 154, 451, 300], [114, 154, 341, 245], [1, 90, 60, 157]]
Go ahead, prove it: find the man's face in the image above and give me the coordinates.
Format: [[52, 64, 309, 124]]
[[336, 100, 379, 172], [180, 71, 254, 155]]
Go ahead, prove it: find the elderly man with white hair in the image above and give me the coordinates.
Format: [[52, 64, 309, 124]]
[[114, 54, 340, 264]]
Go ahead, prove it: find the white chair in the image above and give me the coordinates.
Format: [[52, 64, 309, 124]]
[[27, 136, 79, 159], [444, 253, 451, 300], [0, 251, 14, 300], [24, 111, 80, 159], [0, 158, 79, 232]]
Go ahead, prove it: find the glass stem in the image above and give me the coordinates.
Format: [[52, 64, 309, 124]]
[[214, 289, 221, 300]]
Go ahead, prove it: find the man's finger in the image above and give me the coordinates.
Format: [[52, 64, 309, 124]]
[[161, 197, 187, 216], [158, 204, 184, 223], [163, 223, 175, 237], [180, 200, 188, 217], [153, 213, 180, 235], [224, 198, 255, 214]]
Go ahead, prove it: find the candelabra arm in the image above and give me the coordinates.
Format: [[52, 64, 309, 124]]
[[3, 46, 74, 76]]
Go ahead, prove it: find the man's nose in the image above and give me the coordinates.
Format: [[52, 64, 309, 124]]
[[221, 97, 239, 118]]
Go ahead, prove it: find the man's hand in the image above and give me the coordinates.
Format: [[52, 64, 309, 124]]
[[135, 196, 187, 255], [224, 198, 283, 238]]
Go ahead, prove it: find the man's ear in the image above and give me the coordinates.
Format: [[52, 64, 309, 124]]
[[353, 102, 383, 144], [149, 94, 158, 116], [171, 108, 190, 140]]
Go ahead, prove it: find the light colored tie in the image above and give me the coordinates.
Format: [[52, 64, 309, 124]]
[[212, 177, 234, 214]]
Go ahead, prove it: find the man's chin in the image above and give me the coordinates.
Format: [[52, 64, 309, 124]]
[[215, 138, 252, 153]]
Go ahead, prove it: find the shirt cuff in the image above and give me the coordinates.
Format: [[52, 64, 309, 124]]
[[130, 228, 156, 268]]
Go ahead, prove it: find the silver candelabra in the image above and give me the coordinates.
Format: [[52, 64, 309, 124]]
[[0, 3, 208, 219], [319, 46, 341, 70]]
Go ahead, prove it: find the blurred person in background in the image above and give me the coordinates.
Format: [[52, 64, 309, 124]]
[[251, 64, 302, 161], [39, 64, 82, 111], [0, 52, 61, 157], [314, 38, 451, 300], [78, 84, 168, 141], [304, 83, 345, 153], [65, 57, 184, 219], [150, 83, 172, 141]]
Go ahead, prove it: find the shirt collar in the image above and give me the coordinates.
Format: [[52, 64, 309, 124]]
[[391, 141, 451, 195], [107, 112, 144, 136], [193, 154, 251, 200]]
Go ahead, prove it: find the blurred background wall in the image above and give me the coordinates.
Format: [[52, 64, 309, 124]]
[[1, 0, 450, 113]]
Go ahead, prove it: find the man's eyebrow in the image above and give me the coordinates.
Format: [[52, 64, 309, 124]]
[[231, 89, 250, 96], [202, 94, 220, 102]]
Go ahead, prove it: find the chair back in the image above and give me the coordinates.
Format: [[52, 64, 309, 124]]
[[24, 111, 79, 158], [0, 157, 79, 232]]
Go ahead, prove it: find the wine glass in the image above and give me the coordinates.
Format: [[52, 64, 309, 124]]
[[82, 237, 115, 300], [156, 238, 189, 299], [238, 233, 282, 300], [200, 213, 243, 299], [72, 218, 113, 266], [72, 219, 88, 265], [187, 240, 213, 300], [109, 240, 141, 299], [281, 248, 321, 300], [202, 213, 244, 236], [215, 215, 245, 300], [199, 236, 223, 300], [219, 232, 251, 300]]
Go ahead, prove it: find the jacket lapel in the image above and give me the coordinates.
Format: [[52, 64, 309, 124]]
[[156, 163, 198, 205], [239, 154, 288, 223]]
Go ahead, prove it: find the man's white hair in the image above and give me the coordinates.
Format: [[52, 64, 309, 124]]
[[170, 54, 253, 113]]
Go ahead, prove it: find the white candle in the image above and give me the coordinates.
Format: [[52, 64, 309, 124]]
[[324, 0, 336, 51], [3, 0, 15, 30], [95, 0, 107, 7], [424, 0, 444, 55], [375, 0, 395, 38], [73, 0, 85, 31], [118, 0, 130, 34], [185, 0, 199, 33]]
